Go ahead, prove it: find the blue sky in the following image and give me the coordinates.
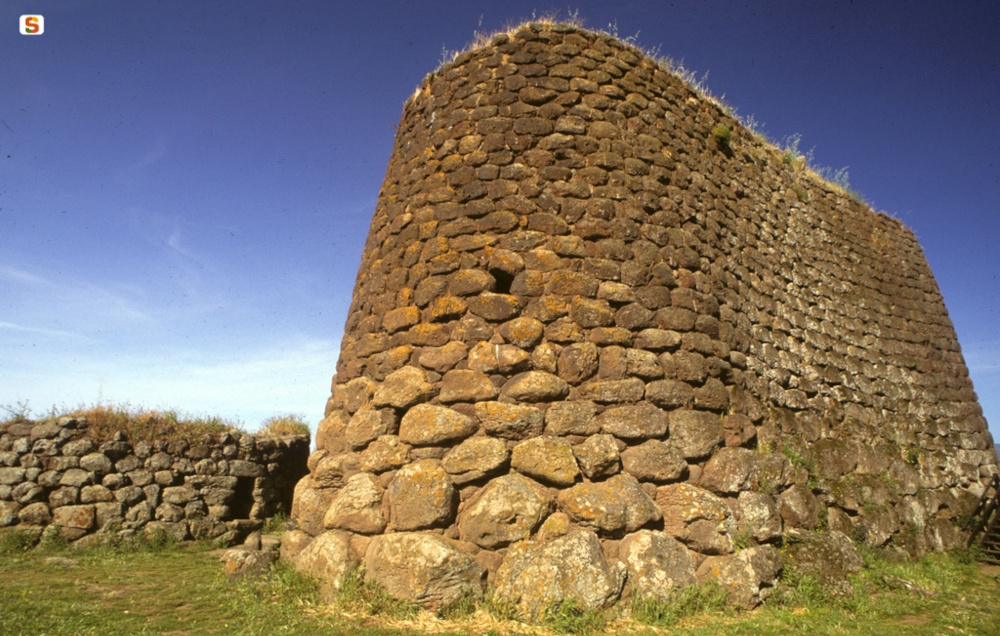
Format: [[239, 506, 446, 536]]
[[2, 1, 998, 443]]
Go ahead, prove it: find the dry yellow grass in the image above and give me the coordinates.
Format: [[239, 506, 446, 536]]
[[257, 414, 311, 438], [59, 403, 241, 443]]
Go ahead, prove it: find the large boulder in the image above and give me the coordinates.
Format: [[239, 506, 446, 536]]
[[495, 530, 626, 619], [363, 532, 485, 610], [386, 460, 456, 531], [557, 474, 660, 535], [778, 484, 821, 530], [656, 483, 735, 554], [781, 530, 863, 596], [735, 492, 782, 542], [293, 530, 357, 601], [619, 530, 696, 599], [458, 474, 550, 549], [696, 545, 783, 609], [323, 472, 385, 534], [290, 476, 337, 536]]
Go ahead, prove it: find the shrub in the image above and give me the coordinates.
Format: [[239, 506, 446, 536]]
[[711, 124, 733, 148], [257, 414, 310, 438]]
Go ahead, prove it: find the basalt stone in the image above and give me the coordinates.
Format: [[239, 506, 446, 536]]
[[669, 410, 724, 460], [387, 460, 456, 530], [280, 529, 314, 562], [0, 501, 19, 526], [12, 482, 44, 505], [18, 501, 52, 526], [781, 529, 863, 596], [459, 473, 550, 549], [656, 483, 735, 554], [557, 474, 660, 535], [323, 472, 385, 534], [735, 491, 782, 542], [495, 530, 626, 619], [511, 436, 579, 486], [439, 369, 498, 403], [619, 530, 697, 599], [358, 435, 411, 473], [52, 504, 95, 531], [61, 438, 96, 457], [696, 545, 783, 609], [699, 447, 760, 495], [345, 407, 396, 450], [557, 342, 599, 384], [372, 366, 437, 409], [291, 477, 337, 536], [0, 467, 26, 485], [475, 401, 545, 440], [294, 530, 357, 601], [364, 532, 485, 611], [621, 440, 687, 483], [502, 371, 570, 402], [417, 341, 467, 372], [573, 434, 620, 479], [545, 400, 599, 435], [779, 484, 821, 530], [222, 548, 278, 579], [398, 404, 476, 447], [598, 402, 668, 440], [80, 485, 113, 504], [441, 436, 509, 484]]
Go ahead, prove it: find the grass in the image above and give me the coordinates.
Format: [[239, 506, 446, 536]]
[[1, 531, 997, 636], [258, 413, 312, 438], [630, 581, 731, 628], [1, 401, 310, 444], [711, 124, 733, 148]]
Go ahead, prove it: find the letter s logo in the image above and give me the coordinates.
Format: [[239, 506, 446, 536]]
[[20, 15, 44, 35]]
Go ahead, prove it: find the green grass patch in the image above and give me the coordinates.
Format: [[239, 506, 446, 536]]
[[0, 539, 997, 635]]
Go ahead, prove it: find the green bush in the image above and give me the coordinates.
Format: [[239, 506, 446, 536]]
[[711, 124, 733, 148]]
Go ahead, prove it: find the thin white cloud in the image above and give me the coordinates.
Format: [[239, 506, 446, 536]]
[[0, 263, 151, 324], [0, 321, 94, 342], [0, 265, 51, 287]]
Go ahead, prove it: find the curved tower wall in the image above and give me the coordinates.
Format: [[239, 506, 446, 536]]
[[293, 22, 997, 606]]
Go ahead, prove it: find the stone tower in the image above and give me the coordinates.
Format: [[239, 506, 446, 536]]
[[286, 22, 998, 615]]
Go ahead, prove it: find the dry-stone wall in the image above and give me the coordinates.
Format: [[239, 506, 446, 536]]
[[288, 22, 999, 615], [0, 416, 309, 545]]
